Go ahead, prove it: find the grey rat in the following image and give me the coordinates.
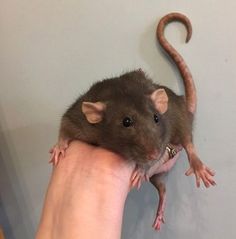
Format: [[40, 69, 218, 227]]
[[51, 69, 171, 164], [50, 12, 216, 230]]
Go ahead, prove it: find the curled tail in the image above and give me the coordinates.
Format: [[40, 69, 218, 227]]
[[157, 12, 196, 114]]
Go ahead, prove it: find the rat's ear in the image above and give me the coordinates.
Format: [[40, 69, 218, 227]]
[[150, 89, 169, 114], [82, 101, 106, 124]]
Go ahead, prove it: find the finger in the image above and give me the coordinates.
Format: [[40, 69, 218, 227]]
[[205, 174, 217, 186], [49, 151, 55, 164], [135, 177, 142, 190], [206, 167, 215, 176], [195, 173, 201, 188], [49, 146, 56, 154], [55, 153, 59, 165], [131, 176, 140, 189], [49, 155, 53, 163], [201, 173, 210, 188], [130, 177, 138, 187], [61, 150, 65, 158], [137, 179, 142, 190], [154, 222, 160, 231], [152, 222, 157, 230], [131, 170, 139, 181], [185, 167, 194, 176]]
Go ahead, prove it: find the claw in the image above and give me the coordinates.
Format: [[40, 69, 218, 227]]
[[152, 213, 165, 231], [184, 143, 216, 188], [130, 166, 147, 189], [186, 159, 216, 188], [49, 140, 69, 166]]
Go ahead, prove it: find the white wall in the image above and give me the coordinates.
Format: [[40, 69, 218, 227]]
[[1, 1, 236, 238]]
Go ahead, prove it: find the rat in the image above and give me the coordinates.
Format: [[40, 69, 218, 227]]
[[50, 69, 171, 165], [49, 12, 216, 230]]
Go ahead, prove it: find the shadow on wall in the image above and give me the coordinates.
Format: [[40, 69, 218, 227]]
[[0, 196, 13, 239], [0, 107, 35, 239], [0, 95, 59, 238]]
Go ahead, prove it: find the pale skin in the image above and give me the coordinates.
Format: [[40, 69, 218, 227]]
[[36, 141, 215, 238], [36, 141, 135, 239]]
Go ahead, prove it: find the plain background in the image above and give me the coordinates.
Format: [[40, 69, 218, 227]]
[[1, 0, 236, 238]]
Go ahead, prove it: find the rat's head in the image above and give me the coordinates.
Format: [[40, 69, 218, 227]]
[[81, 88, 169, 164]]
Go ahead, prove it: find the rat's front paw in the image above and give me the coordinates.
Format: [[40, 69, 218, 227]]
[[130, 166, 147, 189], [152, 212, 165, 231], [49, 140, 69, 165], [185, 157, 216, 188]]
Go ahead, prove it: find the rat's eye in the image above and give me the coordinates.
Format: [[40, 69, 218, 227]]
[[154, 113, 160, 123], [122, 117, 133, 127]]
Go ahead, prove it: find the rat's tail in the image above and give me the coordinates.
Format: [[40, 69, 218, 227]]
[[157, 12, 196, 114]]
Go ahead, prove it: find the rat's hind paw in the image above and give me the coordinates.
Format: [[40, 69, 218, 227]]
[[49, 140, 69, 165], [152, 212, 165, 231]]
